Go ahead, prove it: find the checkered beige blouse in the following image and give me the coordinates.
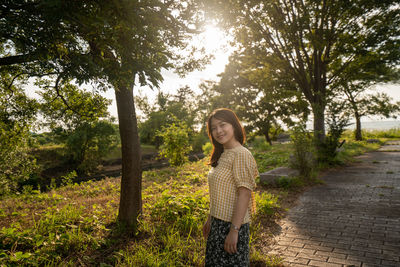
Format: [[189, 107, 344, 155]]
[[208, 145, 258, 224]]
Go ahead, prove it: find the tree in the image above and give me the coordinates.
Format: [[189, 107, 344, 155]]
[[0, 71, 39, 195], [157, 119, 192, 167], [204, 0, 400, 151], [38, 80, 111, 129], [136, 88, 197, 148], [214, 52, 309, 144], [342, 88, 400, 140], [1, 0, 208, 230]]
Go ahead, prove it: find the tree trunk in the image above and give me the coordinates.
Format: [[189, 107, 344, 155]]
[[115, 82, 142, 231], [263, 130, 272, 146], [354, 113, 362, 141], [312, 104, 326, 145]]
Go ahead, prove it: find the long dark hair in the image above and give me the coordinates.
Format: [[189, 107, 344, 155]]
[[207, 108, 246, 167]]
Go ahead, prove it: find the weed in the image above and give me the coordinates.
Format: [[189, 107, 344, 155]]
[[275, 176, 303, 189], [254, 192, 280, 216], [378, 185, 394, 189]]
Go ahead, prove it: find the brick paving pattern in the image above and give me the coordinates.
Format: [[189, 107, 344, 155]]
[[268, 141, 400, 267]]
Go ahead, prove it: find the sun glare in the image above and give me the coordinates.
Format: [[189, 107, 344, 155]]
[[200, 24, 227, 52]]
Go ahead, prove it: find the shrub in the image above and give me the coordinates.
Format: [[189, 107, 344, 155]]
[[275, 176, 303, 189], [316, 114, 349, 165], [157, 119, 192, 167], [202, 142, 213, 157], [0, 124, 40, 196], [149, 190, 208, 234], [191, 132, 208, 152], [65, 120, 119, 173], [254, 192, 280, 216], [289, 124, 315, 179]]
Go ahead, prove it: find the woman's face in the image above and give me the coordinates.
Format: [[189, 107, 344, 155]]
[[210, 117, 237, 148]]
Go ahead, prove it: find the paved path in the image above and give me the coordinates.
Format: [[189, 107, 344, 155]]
[[268, 141, 400, 267]]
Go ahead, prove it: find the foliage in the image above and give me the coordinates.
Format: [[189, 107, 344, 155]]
[[316, 105, 350, 165], [289, 124, 315, 179], [38, 81, 111, 130], [157, 120, 192, 167], [205, 0, 400, 146], [149, 190, 209, 233], [211, 52, 309, 144], [191, 132, 209, 152], [253, 143, 291, 173], [36, 80, 118, 173], [254, 192, 280, 216], [335, 83, 400, 141], [358, 128, 400, 139], [0, 74, 40, 195], [137, 88, 198, 148], [1, 0, 210, 229], [0, 124, 39, 196], [202, 142, 213, 157], [64, 121, 119, 173], [249, 136, 272, 151], [275, 176, 303, 190]]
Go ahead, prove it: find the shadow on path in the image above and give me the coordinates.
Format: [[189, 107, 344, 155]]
[[267, 141, 400, 267]]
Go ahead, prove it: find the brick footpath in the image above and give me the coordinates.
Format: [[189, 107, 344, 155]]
[[267, 141, 400, 267]]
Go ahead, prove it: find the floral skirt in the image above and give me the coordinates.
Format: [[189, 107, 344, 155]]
[[205, 216, 250, 267]]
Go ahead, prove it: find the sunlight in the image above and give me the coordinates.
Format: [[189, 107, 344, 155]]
[[195, 23, 233, 76], [200, 24, 227, 53]]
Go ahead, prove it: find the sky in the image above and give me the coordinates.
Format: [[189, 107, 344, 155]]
[[27, 25, 400, 124]]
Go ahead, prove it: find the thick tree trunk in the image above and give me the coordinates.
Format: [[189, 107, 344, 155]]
[[115, 82, 142, 231], [354, 113, 362, 141]]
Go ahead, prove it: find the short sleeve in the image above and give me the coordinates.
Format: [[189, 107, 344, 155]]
[[232, 150, 258, 191]]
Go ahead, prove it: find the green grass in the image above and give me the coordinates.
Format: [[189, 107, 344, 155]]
[[0, 157, 283, 266], [342, 128, 400, 141]]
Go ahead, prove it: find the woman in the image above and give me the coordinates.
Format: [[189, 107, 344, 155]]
[[203, 108, 258, 267]]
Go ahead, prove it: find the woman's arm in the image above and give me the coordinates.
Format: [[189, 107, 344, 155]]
[[202, 213, 212, 239], [224, 186, 251, 254]]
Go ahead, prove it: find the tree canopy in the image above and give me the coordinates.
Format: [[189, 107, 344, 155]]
[[204, 0, 400, 148]]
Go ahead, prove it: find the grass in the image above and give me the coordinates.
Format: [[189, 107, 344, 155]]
[[0, 132, 395, 266], [0, 149, 287, 266]]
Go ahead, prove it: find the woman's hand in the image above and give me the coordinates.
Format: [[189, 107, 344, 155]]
[[224, 229, 239, 254], [202, 217, 211, 239]]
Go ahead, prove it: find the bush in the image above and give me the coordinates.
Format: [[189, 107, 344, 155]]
[[191, 132, 208, 152], [149, 190, 208, 234], [202, 142, 213, 157], [157, 119, 192, 167], [289, 124, 315, 179], [249, 136, 270, 151], [65, 121, 119, 173], [316, 115, 349, 165], [0, 124, 40, 196], [254, 192, 280, 216], [276, 176, 303, 189]]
